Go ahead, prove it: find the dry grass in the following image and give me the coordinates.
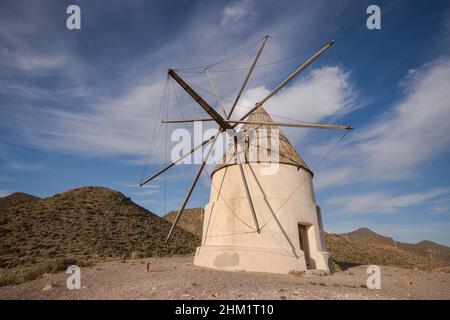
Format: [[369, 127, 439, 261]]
[[0, 186, 200, 286], [325, 233, 448, 271], [164, 208, 204, 237], [0, 192, 39, 211], [0, 258, 91, 286]]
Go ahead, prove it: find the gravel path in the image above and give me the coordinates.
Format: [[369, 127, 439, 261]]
[[1, 256, 449, 300]]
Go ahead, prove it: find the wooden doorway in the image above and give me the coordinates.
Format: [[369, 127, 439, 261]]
[[298, 224, 312, 269]]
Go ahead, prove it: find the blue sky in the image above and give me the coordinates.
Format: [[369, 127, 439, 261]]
[[1, 0, 450, 244]]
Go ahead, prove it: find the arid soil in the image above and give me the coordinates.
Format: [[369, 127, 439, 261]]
[[1, 256, 449, 300]]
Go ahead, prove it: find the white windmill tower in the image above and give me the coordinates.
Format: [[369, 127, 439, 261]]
[[140, 36, 352, 274]]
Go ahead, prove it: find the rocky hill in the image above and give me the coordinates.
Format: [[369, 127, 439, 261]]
[[339, 227, 450, 264], [342, 227, 394, 243], [0, 192, 40, 211], [0, 187, 200, 285], [410, 240, 450, 262], [326, 233, 446, 271], [164, 208, 204, 238]]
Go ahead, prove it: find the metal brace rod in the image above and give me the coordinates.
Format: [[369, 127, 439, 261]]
[[234, 135, 260, 233]]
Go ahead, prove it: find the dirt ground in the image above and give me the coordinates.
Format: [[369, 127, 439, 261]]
[[0, 256, 449, 300]]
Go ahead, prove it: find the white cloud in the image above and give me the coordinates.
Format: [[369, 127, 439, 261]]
[[360, 57, 450, 176], [328, 188, 448, 214], [13, 54, 69, 72], [316, 57, 450, 187], [234, 66, 356, 145], [268, 67, 356, 122], [0, 0, 360, 181], [236, 66, 355, 120], [221, 0, 257, 27], [131, 189, 159, 196], [11, 82, 168, 159]]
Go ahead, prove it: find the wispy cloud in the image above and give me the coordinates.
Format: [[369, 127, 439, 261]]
[[131, 189, 159, 196], [1, 0, 352, 166], [0, 143, 44, 171], [113, 181, 159, 189], [9, 53, 69, 73], [432, 205, 450, 214], [314, 167, 353, 189], [221, 0, 258, 28], [7, 161, 44, 171], [328, 188, 448, 215], [315, 56, 450, 188]]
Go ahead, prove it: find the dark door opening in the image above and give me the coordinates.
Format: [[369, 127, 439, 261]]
[[298, 224, 312, 269]]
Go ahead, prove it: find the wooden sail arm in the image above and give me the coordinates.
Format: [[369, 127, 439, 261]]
[[166, 131, 222, 242], [139, 135, 216, 187], [227, 35, 269, 120], [226, 120, 353, 130], [162, 118, 353, 130], [168, 69, 232, 130]]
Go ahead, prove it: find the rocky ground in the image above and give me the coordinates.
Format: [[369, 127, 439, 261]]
[[1, 256, 449, 300]]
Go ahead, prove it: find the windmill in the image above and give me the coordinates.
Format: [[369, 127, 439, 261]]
[[140, 36, 352, 273]]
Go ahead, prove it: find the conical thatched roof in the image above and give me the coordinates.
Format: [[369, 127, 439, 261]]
[[212, 107, 312, 176]]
